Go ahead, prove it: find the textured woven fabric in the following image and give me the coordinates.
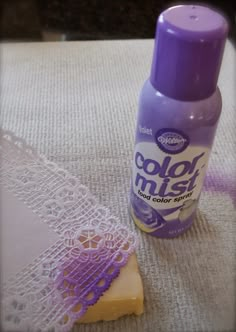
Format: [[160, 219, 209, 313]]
[[1, 40, 235, 332]]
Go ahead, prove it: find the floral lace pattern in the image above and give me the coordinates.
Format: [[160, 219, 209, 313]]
[[0, 129, 137, 332]]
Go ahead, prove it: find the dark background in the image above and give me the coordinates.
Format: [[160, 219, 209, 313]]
[[1, 0, 236, 42]]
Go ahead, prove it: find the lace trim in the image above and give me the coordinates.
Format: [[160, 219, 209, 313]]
[[1, 129, 137, 332]]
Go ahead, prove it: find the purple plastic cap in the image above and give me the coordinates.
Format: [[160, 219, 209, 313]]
[[150, 5, 229, 101]]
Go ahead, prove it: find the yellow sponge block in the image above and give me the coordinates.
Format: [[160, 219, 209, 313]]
[[78, 255, 144, 323]]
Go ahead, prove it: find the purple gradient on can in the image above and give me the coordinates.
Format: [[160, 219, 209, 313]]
[[137, 80, 222, 147]]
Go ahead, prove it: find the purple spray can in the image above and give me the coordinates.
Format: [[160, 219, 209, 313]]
[[129, 5, 229, 238]]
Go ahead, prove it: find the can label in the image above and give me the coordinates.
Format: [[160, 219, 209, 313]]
[[130, 128, 210, 237]]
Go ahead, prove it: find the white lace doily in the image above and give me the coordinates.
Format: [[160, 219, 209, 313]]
[[0, 129, 137, 332]]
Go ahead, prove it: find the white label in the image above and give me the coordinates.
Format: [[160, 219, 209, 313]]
[[132, 142, 210, 211]]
